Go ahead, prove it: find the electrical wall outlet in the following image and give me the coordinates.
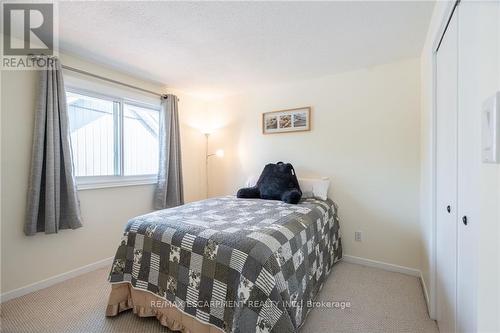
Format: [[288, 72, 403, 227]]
[[354, 231, 362, 242]]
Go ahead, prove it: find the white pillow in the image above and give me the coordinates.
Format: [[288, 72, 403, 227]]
[[245, 175, 259, 187], [299, 177, 330, 200], [244, 175, 330, 200]]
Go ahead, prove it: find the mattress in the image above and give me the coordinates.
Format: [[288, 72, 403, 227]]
[[108, 196, 342, 333]]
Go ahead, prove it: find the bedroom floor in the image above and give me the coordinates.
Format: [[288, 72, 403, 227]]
[[0, 261, 438, 333]]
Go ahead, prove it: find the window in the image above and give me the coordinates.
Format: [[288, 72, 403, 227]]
[[123, 103, 159, 175], [67, 90, 160, 189]]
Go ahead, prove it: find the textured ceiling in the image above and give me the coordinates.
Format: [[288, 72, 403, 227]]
[[58, 1, 435, 95]]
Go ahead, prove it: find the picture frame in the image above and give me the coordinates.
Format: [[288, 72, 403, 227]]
[[262, 106, 311, 134]]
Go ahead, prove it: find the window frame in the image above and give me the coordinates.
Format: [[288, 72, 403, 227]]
[[66, 86, 161, 190]]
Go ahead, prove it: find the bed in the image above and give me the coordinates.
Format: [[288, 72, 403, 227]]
[[107, 196, 342, 333]]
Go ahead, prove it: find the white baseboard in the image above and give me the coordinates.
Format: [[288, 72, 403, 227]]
[[0, 257, 114, 303], [419, 271, 431, 312], [1, 254, 433, 313], [342, 254, 421, 277]]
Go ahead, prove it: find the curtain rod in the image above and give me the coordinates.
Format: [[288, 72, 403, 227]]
[[61, 65, 166, 98]]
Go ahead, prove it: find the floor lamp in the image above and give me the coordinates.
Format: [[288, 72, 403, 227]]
[[205, 133, 224, 198]]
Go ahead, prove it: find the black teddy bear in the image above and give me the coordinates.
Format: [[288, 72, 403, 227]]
[[237, 162, 302, 204]]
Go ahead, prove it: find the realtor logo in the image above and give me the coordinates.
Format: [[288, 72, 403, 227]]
[[2, 3, 54, 56]]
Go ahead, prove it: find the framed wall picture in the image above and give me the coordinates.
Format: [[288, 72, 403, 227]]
[[262, 106, 311, 134]]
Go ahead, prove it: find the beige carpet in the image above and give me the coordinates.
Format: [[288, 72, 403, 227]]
[[0, 261, 438, 333]]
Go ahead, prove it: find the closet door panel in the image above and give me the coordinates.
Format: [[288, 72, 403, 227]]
[[456, 3, 479, 332], [436, 9, 459, 333], [455, 1, 500, 331]]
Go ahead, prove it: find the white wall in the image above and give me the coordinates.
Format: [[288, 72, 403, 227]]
[[474, 2, 500, 331], [206, 58, 422, 270], [0, 53, 207, 294]]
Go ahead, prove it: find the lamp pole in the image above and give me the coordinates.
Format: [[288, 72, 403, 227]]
[[205, 133, 209, 198], [205, 133, 224, 199]]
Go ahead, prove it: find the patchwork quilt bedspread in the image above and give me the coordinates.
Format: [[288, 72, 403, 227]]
[[109, 196, 342, 333]]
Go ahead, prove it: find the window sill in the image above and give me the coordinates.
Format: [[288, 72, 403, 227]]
[[76, 176, 157, 191]]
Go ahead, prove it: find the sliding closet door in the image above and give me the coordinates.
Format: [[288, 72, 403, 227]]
[[456, 2, 479, 332], [435, 9, 458, 333]]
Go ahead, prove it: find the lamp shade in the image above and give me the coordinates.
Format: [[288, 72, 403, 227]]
[[215, 149, 224, 158]]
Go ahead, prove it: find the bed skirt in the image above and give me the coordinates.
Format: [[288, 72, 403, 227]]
[[106, 283, 224, 333]]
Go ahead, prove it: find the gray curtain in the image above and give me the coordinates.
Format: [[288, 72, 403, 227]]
[[24, 57, 82, 235], [155, 94, 184, 209]]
